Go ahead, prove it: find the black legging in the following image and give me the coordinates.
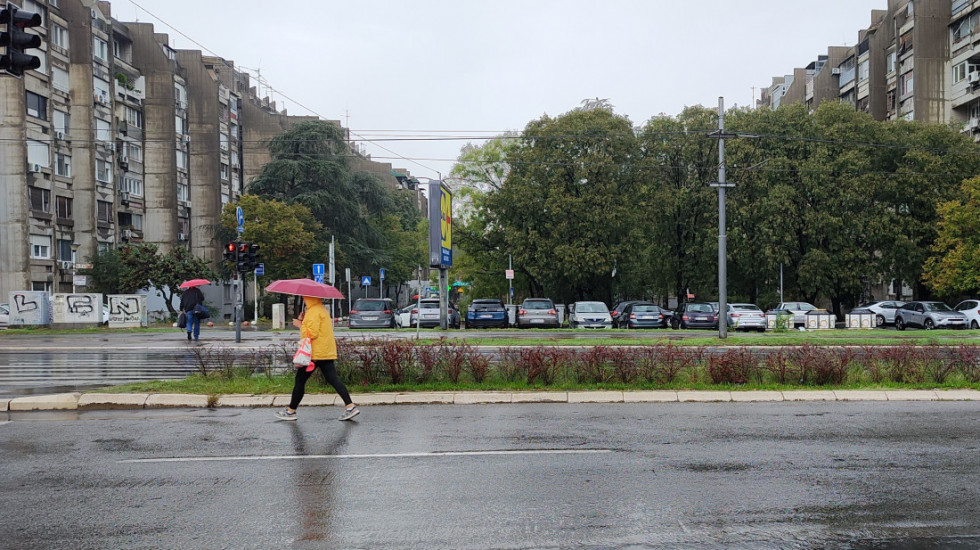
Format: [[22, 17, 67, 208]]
[[288, 359, 353, 410]]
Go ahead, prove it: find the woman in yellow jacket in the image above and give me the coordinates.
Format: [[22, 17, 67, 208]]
[[276, 296, 359, 421]]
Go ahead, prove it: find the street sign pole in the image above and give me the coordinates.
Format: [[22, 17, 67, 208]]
[[253, 269, 258, 326]]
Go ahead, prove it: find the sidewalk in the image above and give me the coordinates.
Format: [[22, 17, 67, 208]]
[[4, 389, 979, 411]]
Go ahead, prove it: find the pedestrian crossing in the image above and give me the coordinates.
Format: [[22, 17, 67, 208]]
[[0, 351, 201, 395]]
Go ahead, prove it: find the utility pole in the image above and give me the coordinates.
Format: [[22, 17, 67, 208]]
[[709, 97, 735, 340]]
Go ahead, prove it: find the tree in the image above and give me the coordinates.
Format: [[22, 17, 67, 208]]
[[481, 107, 639, 304], [246, 119, 394, 276], [923, 177, 980, 298]]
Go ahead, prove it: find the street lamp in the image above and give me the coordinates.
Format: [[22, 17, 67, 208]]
[[70, 241, 80, 294]]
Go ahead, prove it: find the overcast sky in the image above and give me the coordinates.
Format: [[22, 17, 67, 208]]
[[118, 0, 886, 180]]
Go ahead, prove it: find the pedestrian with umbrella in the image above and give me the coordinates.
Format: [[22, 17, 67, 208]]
[[178, 279, 210, 342], [267, 279, 359, 422]]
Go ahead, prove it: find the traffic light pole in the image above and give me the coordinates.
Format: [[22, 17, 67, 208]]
[[234, 274, 242, 343]]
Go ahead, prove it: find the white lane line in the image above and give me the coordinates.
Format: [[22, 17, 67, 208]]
[[120, 448, 613, 464]]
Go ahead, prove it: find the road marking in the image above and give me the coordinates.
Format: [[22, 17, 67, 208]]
[[119, 448, 613, 464]]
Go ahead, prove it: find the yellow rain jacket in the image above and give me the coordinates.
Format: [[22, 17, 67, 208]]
[[300, 296, 337, 360]]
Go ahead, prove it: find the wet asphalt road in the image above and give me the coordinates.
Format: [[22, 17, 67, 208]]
[[2, 401, 979, 549]]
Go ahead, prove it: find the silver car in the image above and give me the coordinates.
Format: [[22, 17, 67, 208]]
[[775, 302, 818, 328], [568, 301, 612, 329], [726, 303, 766, 332], [516, 298, 560, 328], [348, 298, 397, 329], [894, 301, 968, 330], [0, 303, 8, 329], [857, 300, 905, 326]]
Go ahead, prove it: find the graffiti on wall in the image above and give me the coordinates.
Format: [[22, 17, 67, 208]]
[[107, 295, 147, 327], [8, 291, 49, 325]]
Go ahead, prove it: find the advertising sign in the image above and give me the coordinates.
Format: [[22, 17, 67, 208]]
[[428, 181, 453, 268]]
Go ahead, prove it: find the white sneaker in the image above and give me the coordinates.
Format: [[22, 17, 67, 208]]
[[338, 406, 360, 421], [275, 408, 297, 421]]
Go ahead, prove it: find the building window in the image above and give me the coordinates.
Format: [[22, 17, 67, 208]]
[[55, 153, 71, 177], [952, 11, 979, 43], [122, 176, 143, 196], [30, 234, 51, 259], [51, 23, 68, 49], [124, 105, 142, 128], [177, 183, 189, 202], [96, 159, 112, 183], [901, 73, 914, 96], [176, 150, 188, 170], [219, 133, 229, 151], [94, 77, 110, 104], [175, 115, 185, 135], [127, 143, 142, 162], [29, 187, 50, 212], [95, 119, 111, 141], [93, 37, 108, 62], [886, 51, 896, 74], [56, 195, 72, 219], [52, 66, 69, 93], [954, 61, 969, 84], [58, 239, 75, 262], [53, 110, 69, 136], [26, 91, 47, 120], [27, 139, 49, 168], [857, 59, 870, 82], [220, 163, 229, 180], [97, 200, 112, 223], [131, 213, 143, 231]]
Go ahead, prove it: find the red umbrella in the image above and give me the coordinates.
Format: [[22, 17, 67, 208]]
[[265, 278, 344, 299], [179, 279, 211, 289]]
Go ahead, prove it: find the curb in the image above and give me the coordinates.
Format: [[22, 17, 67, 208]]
[[2, 389, 979, 412]]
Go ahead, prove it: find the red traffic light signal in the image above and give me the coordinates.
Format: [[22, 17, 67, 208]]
[[0, 2, 42, 78], [223, 242, 237, 263]]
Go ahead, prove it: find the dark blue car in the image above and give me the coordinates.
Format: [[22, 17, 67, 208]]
[[465, 299, 509, 329]]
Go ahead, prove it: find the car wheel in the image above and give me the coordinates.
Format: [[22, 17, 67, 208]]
[[895, 317, 905, 331], [875, 314, 885, 327], [972, 320, 979, 330], [924, 318, 935, 330]]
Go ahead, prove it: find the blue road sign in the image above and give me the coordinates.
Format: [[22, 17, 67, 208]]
[[313, 263, 325, 284], [255, 263, 264, 276], [236, 206, 244, 234], [361, 276, 372, 287], [379, 268, 386, 281]]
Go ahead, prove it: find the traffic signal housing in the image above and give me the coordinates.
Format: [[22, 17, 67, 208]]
[[246, 243, 260, 271], [223, 242, 237, 263], [0, 2, 42, 78], [236, 242, 249, 272]]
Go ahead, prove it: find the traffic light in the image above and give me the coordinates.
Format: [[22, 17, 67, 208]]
[[223, 242, 237, 263], [236, 242, 249, 272], [0, 2, 42, 78], [246, 243, 260, 271]]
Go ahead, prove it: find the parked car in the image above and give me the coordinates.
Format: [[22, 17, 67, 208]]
[[894, 301, 968, 330], [347, 298, 396, 329], [953, 299, 980, 329], [516, 298, 561, 329], [671, 302, 719, 330], [415, 299, 460, 329], [465, 299, 508, 329], [0, 303, 8, 329], [617, 302, 668, 329], [568, 301, 612, 329], [610, 300, 642, 326], [395, 305, 414, 328], [726, 303, 766, 332], [856, 300, 906, 327], [775, 302, 818, 328]]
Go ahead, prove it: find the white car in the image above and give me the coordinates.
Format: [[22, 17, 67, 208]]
[[726, 303, 766, 332], [568, 301, 612, 329], [953, 299, 980, 329], [0, 303, 8, 329], [857, 300, 906, 326], [395, 305, 414, 328], [775, 302, 818, 328]]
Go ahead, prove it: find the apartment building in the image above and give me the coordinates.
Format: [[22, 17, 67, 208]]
[[0, 0, 403, 304], [758, 0, 951, 125]]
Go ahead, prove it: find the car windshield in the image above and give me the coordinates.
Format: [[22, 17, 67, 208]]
[[354, 301, 386, 312], [688, 304, 713, 313], [576, 303, 607, 313], [471, 301, 504, 311], [524, 301, 552, 310], [925, 302, 952, 312], [633, 305, 659, 313]]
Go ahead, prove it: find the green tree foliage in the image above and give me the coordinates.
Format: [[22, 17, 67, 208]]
[[923, 177, 980, 297], [82, 244, 213, 315], [454, 100, 980, 313], [246, 120, 393, 275], [481, 107, 639, 304]]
